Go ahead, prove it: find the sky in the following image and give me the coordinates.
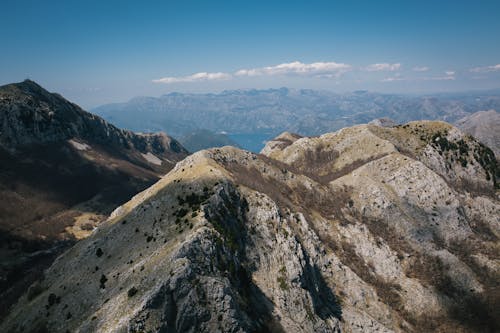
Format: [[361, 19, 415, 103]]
[[1, 0, 500, 108]]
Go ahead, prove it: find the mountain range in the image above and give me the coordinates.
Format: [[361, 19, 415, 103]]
[[0, 80, 188, 319], [92, 88, 500, 152]]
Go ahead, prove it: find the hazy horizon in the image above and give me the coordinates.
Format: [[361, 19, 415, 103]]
[[1, 0, 500, 109]]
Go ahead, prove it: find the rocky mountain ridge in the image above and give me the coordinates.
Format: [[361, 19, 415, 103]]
[[0, 80, 185, 157], [0, 80, 188, 239], [0, 80, 188, 320], [2, 120, 498, 332]]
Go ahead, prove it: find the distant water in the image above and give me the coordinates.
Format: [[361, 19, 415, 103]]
[[227, 133, 275, 153]]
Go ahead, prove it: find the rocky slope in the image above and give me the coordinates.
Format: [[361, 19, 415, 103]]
[[0, 80, 188, 319], [0, 79, 188, 239], [2, 121, 499, 333], [455, 110, 500, 158]]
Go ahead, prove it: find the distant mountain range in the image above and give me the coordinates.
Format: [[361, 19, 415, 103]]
[[92, 88, 500, 151], [0, 80, 188, 318]]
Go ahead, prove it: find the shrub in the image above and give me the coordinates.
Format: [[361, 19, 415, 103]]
[[127, 287, 138, 297], [99, 274, 108, 289], [277, 276, 288, 290]]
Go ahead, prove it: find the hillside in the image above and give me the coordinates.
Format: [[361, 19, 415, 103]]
[[2, 121, 498, 333], [0, 80, 188, 318], [455, 110, 500, 158]]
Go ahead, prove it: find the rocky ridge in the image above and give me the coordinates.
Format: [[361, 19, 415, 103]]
[[0, 79, 188, 240], [0, 80, 188, 320], [1, 121, 499, 332]]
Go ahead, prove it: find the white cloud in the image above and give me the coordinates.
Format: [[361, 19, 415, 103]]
[[381, 72, 404, 82], [153, 72, 231, 84], [413, 66, 430, 72], [234, 61, 352, 77], [470, 64, 500, 73], [381, 77, 405, 82], [425, 75, 455, 81], [365, 63, 401, 71], [418, 70, 455, 81], [153, 61, 352, 84]]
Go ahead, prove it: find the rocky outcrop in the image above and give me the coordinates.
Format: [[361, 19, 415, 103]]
[[2, 121, 498, 332]]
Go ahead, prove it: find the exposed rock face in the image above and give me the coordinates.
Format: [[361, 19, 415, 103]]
[[0, 80, 188, 319], [2, 121, 499, 333], [455, 110, 500, 158]]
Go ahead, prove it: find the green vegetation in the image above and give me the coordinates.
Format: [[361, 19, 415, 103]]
[[277, 266, 288, 290], [473, 142, 499, 187], [277, 276, 288, 290], [99, 274, 108, 289], [429, 131, 499, 187], [175, 208, 189, 218], [47, 293, 61, 308], [127, 287, 138, 297], [431, 131, 457, 152], [173, 187, 216, 233]]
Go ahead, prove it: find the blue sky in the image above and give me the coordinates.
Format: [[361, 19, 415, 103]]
[[1, 0, 499, 108]]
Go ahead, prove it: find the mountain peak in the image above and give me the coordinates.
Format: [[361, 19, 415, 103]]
[[0, 81, 188, 157], [16, 79, 44, 89], [1, 79, 48, 97]]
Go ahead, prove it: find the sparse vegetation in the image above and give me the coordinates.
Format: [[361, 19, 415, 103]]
[[99, 274, 108, 289], [127, 287, 138, 297], [277, 266, 289, 291], [473, 142, 499, 187], [47, 293, 60, 308]]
